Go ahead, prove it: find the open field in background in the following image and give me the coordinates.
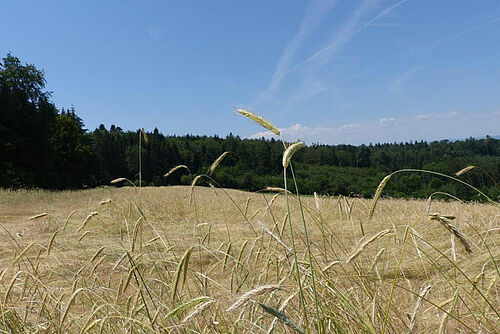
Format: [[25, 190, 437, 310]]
[[0, 186, 499, 333]]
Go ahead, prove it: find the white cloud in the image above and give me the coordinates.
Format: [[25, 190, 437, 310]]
[[249, 111, 500, 145], [379, 117, 395, 124]]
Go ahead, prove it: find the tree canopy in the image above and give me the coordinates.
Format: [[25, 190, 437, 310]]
[[0, 54, 93, 188], [1, 54, 499, 201]]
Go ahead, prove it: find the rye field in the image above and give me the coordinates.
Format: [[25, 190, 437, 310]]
[[0, 184, 498, 333]]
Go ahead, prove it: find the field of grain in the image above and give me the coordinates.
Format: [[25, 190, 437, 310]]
[[0, 185, 498, 333]]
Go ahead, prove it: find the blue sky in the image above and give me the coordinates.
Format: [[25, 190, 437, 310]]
[[2, 0, 500, 144]]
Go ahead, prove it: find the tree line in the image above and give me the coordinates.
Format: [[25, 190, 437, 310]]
[[1, 54, 499, 200]]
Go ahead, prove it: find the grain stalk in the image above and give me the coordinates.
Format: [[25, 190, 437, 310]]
[[370, 169, 497, 219]]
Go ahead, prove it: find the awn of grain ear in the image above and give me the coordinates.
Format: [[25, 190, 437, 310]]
[[237, 108, 280, 136], [56, 293, 66, 308], [84, 319, 103, 333]]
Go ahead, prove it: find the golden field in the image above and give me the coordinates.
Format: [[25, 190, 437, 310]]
[[0, 186, 498, 333]]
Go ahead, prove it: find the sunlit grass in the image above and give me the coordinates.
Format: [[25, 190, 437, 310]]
[[0, 185, 498, 333]]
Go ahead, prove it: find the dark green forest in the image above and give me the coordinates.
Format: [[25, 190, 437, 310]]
[[1, 54, 499, 200]]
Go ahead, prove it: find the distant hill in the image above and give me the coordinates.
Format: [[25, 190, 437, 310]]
[[447, 135, 500, 142]]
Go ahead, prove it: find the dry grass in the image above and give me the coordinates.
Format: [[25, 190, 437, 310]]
[[0, 186, 498, 333]]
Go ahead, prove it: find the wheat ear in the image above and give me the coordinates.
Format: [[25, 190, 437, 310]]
[[257, 221, 291, 253], [369, 174, 392, 219], [226, 285, 282, 312], [29, 212, 47, 220], [171, 246, 194, 301], [78, 212, 98, 232], [428, 213, 472, 253], [207, 151, 232, 176], [237, 108, 280, 136], [283, 142, 305, 168], [408, 285, 432, 333], [346, 229, 391, 263], [164, 165, 190, 178], [455, 165, 476, 176], [181, 298, 217, 323]]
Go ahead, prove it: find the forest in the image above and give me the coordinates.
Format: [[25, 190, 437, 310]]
[[1, 53, 499, 200]]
